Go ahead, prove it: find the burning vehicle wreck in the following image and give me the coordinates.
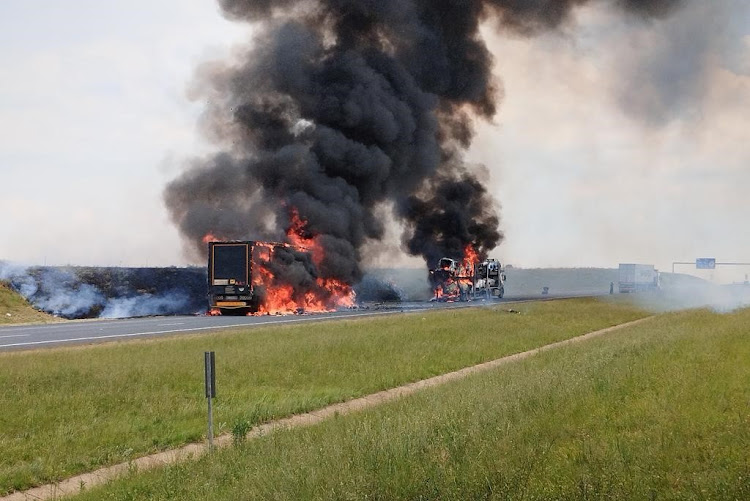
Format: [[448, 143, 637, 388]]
[[429, 247, 506, 302], [163, 0, 695, 320], [207, 239, 354, 315], [430, 257, 472, 302], [166, 0, 520, 307]]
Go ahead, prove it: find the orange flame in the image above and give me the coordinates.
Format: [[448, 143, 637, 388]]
[[286, 208, 323, 266], [431, 243, 480, 301], [247, 208, 355, 315], [202, 233, 219, 244], [455, 244, 480, 289], [462, 244, 479, 276]]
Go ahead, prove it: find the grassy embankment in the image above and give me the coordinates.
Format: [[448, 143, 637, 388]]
[[0, 282, 60, 325], [0, 298, 647, 495], [73, 306, 750, 500]]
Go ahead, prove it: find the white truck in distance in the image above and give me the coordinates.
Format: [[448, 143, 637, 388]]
[[618, 263, 659, 293]]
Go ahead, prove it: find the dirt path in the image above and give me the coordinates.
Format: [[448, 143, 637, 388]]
[[3, 316, 654, 501]]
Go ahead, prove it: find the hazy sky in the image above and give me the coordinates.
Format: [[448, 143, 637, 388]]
[[1, 0, 748, 281]]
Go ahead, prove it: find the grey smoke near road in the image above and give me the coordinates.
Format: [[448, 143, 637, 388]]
[[164, 0, 692, 285]]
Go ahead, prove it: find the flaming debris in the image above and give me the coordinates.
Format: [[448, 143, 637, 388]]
[[429, 244, 491, 302], [165, 0, 687, 313]]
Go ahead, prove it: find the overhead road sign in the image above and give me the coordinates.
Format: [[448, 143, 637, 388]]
[[673, 259, 750, 274], [696, 258, 716, 270]]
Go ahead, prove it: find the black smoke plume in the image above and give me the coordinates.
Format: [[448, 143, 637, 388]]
[[165, 0, 686, 285]]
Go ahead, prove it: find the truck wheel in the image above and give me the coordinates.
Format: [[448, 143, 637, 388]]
[[248, 297, 261, 314]]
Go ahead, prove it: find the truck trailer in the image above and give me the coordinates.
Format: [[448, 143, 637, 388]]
[[472, 258, 506, 299], [208, 240, 305, 314], [207, 241, 263, 314], [618, 263, 659, 293]]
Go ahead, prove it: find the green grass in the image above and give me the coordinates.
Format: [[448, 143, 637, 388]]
[[0, 282, 60, 325], [72, 306, 750, 500], [0, 298, 647, 495]]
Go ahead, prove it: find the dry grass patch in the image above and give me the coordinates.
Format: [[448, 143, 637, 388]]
[[0, 283, 60, 325]]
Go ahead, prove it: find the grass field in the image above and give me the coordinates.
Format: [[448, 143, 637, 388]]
[[0, 283, 59, 325], [71, 306, 750, 501], [0, 298, 647, 495]]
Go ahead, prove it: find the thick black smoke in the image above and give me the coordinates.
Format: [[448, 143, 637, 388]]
[[403, 171, 501, 267], [165, 0, 686, 284]]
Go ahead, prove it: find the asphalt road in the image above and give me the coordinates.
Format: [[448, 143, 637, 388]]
[[0, 294, 581, 352]]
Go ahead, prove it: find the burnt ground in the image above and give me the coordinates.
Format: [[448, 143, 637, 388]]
[[2, 266, 208, 319]]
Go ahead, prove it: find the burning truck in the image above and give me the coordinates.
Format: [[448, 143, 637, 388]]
[[207, 240, 266, 314], [166, 0, 691, 320], [207, 239, 354, 316], [429, 246, 506, 302]]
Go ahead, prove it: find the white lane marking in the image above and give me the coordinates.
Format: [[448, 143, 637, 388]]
[[0, 334, 29, 339], [0, 317, 174, 333], [0, 295, 583, 336], [0, 297, 586, 350], [0, 310, 408, 349], [157, 322, 185, 326]]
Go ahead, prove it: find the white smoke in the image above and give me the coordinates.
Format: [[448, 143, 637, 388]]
[[630, 281, 750, 313], [1, 262, 103, 317], [0, 261, 205, 319], [0, 262, 37, 297], [99, 291, 194, 319]]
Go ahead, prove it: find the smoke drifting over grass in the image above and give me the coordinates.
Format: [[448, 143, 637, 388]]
[[0, 262, 207, 319], [635, 282, 750, 314], [165, 0, 695, 284]]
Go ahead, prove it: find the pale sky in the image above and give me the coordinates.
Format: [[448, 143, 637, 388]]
[[1, 1, 748, 282]]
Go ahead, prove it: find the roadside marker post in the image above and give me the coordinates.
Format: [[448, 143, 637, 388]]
[[204, 351, 216, 450]]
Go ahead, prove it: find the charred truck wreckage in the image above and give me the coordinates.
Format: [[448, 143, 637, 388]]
[[164, 0, 688, 315], [429, 246, 506, 303]]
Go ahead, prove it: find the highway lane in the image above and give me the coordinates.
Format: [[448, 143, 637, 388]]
[[0, 294, 586, 351], [0, 309, 402, 351], [0, 301, 472, 351]]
